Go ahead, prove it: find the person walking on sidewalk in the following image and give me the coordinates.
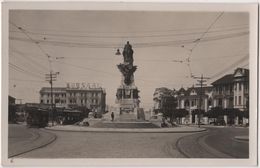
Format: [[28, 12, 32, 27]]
[[111, 112, 114, 121]]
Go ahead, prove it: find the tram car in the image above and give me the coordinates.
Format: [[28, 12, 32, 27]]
[[26, 106, 49, 128]]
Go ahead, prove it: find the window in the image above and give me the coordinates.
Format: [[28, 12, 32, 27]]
[[218, 99, 222, 106], [230, 85, 233, 93], [208, 99, 212, 106], [41, 100, 43, 103], [239, 83, 241, 91], [47, 100, 49, 104], [239, 96, 241, 105], [245, 84, 248, 92], [219, 87, 222, 93], [191, 100, 194, 107], [235, 96, 237, 105]]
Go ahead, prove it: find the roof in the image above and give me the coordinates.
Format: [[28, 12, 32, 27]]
[[211, 74, 234, 85], [185, 86, 213, 96], [212, 68, 249, 85]]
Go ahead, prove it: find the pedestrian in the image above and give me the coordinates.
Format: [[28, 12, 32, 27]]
[[111, 112, 114, 121]]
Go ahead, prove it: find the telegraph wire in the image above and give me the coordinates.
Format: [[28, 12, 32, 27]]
[[9, 31, 249, 49], [17, 23, 248, 35], [10, 50, 49, 74], [10, 54, 47, 76], [190, 12, 224, 53], [9, 22, 53, 71], [185, 12, 224, 78], [209, 54, 249, 80], [9, 25, 248, 39], [9, 63, 44, 79], [10, 48, 49, 71], [10, 78, 46, 83]]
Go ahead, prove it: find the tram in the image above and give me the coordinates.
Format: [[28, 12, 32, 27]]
[[26, 106, 49, 128]]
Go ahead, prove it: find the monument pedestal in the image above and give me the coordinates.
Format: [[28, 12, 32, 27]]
[[116, 86, 140, 120], [115, 41, 141, 121]]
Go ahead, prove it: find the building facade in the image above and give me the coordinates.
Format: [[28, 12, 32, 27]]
[[40, 83, 106, 114], [211, 68, 249, 111], [176, 86, 213, 123]]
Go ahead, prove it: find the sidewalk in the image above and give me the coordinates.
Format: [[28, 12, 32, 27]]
[[234, 136, 249, 141], [45, 125, 206, 133]]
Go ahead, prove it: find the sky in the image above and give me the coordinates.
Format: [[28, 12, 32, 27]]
[[8, 10, 249, 110]]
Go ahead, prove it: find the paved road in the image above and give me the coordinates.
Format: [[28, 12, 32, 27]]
[[18, 130, 190, 158], [177, 127, 249, 158], [204, 127, 248, 158], [10, 125, 248, 158], [8, 124, 56, 158]]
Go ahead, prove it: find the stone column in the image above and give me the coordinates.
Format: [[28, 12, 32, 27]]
[[213, 99, 217, 107], [195, 114, 198, 124], [122, 89, 124, 99], [189, 99, 192, 124], [241, 83, 244, 108], [204, 98, 208, 112], [204, 117, 209, 125], [224, 115, 228, 125], [235, 116, 239, 125]]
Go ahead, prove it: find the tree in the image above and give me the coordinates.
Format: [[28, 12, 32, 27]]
[[206, 107, 223, 118]]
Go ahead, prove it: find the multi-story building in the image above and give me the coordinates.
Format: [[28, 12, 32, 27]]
[[176, 86, 213, 123], [211, 68, 249, 111], [40, 87, 66, 107], [39, 83, 106, 114]]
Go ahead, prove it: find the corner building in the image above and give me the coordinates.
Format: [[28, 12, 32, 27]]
[[39, 84, 106, 114]]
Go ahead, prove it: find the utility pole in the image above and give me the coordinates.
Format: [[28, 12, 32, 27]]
[[45, 71, 59, 126], [193, 74, 210, 127]]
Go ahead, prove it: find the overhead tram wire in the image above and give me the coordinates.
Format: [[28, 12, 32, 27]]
[[10, 54, 47, 76], [10, 48, 49, 72], [9, 22, 53, 70], [185, 12, 224, 78], [14, 23, 249, 35], [9, 25, 249, 39], [9, 31, 249, 49], [10, 52, 48, 75], [9, 63, 44, 79], [10, 78, 46, 83], [209, 54, 249, 80], [189, 12, 224, 54]]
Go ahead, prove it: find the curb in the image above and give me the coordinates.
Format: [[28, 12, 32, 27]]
[[234, 136, 249, 142], [9, 129, 57, 158], [45, 126, 207, 133]]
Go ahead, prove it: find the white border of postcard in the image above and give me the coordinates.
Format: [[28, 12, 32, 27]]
[[1, 1, 258, 167]]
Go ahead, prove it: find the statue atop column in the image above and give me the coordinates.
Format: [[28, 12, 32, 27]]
[[116, 41, 140, 118], [122, 41, 134, 64], [117, 41, 137, 85]]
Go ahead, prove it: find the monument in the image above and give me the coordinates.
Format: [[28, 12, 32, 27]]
[[116, 41, 140, 120]]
